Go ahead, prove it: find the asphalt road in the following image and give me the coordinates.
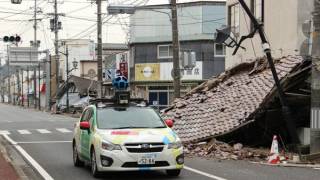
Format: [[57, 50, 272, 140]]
[[0, 103, 320, 180]]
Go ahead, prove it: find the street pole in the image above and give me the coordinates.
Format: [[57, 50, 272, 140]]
[[66, 45, 69, 112], [170, 0, 180, 98], [33, 70, 36, 108], [97, 0, 103, 98], [311, 0, 320, 153], [13, 77, 15, 105], [27, 66, 29, 107], [21, 69, 23, 107], [7, 45, 11, 104], [33, 0, 38, 109], [45, 50, 51, 111], [16, 69, 20, 106], [38, 63, 41, 110], [54, 0, 60, 102], [237, 0, 300, 144]]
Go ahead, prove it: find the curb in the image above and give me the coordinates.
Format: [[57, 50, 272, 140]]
[[250, 161, 320, 169], [0, 135, 41, 180]]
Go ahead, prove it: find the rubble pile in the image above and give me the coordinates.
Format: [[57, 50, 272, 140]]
[[184, 139, 269, 161], [163, 56, 308, 143]]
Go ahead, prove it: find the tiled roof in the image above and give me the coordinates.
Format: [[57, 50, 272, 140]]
[[164, 56, 304, 143]]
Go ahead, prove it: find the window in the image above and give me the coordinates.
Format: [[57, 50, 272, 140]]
[[251, 0, 264, 23], [214, 44, 226, 57], [250, 0, 264, 31], [96, 107, 166, 129], [158, 45, 173, 59], [228, 3, 240, 36]]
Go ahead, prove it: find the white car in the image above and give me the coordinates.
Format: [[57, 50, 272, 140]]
[[72, 104, 184, 177]]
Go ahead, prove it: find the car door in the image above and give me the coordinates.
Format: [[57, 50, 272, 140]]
[[80, 108, 92, 160]]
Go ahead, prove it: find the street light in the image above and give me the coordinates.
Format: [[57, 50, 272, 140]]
[[215, 26, 246, 55], [59, 44, 78, 112], [215, 27, 238, 48]]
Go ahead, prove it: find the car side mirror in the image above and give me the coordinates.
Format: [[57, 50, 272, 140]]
[[80, 121, 90, 130], [165, 119, 174, 128]]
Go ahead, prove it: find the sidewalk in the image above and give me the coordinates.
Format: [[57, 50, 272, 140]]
[[0, 135, 41, 180], [0, 140, 20, 180]]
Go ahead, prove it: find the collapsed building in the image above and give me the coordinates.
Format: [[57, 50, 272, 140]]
[[164, 56, 311, 147]]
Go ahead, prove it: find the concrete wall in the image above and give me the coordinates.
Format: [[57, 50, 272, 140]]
[[225, 0, 313, 69]]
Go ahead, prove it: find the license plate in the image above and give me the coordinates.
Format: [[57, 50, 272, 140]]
[[138, 155, 156, 165]]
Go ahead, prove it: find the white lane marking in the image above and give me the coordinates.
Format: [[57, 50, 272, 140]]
[[37, 129, 51, 134], [314, 168, 320, 170], [0, 134, 54, 180], [17, 130, 31, 135], [0, 130, 10, 135], [56, 128, 72, 133], [184, 166, 228, 180], [17, 141, 72, 144]]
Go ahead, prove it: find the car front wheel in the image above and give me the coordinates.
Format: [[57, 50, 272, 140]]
[[166, 169, 181, 177], [91, 148, 100, 178]]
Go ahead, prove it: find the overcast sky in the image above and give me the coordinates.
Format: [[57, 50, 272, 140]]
[[0, 0, 225, 64]]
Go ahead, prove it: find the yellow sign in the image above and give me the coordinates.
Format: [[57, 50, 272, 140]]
[[135, 63, 160, 81]]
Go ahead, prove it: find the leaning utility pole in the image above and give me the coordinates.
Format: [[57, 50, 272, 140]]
[[170, 0, 180, 98], [97, 0, 103, 98], [237, 0, 300, 144], [311, 0, 320, 153]]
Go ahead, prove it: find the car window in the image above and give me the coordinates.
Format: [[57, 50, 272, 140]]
[[88, 109, 95, 131], [80, 109, 89, 122], [96, 107, 166, 129]]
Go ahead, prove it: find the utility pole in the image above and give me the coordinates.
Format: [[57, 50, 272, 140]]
[[38, 63, 41, 110], [33, 0, 38, 109], [7, 45, 11, 104], [311, 0, 320, 153], [170, 0, 180, 98], [21, 69, 23, 107], [27, 67, 29, 107], [97, 0, 103, 98], [54, 0, 59, 101], [65, 45, 69, 112], [16, 69, 20, 105], [45, 51, 51, 111]]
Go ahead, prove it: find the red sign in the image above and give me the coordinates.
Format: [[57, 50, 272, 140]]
[[119, 62, 128, 78], [111, 131, 139, 135]]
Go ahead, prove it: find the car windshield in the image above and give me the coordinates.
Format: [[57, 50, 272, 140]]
[[96, 107, 166, 129]]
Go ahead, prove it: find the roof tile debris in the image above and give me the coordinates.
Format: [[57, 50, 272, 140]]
[[164, 56, 304, 143]]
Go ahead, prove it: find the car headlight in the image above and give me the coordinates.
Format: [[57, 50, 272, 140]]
[[168, 141, 182, 149], [101, 141, 122, 151]]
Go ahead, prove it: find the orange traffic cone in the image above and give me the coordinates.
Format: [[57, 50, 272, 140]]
[[268, 135, 280, 164]]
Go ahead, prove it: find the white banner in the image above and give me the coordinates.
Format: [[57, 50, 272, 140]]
[[160, 62, 202, 81]]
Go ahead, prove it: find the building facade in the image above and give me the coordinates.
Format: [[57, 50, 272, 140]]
[[225, 0, 314, 69], [58, 39, 96, 80], [129, 1, 226, 110]]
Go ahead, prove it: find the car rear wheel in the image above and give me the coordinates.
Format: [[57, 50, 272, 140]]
[[91, 148, 100, 178], [166, 169, 181, 177], [73, 143, 84, 167]]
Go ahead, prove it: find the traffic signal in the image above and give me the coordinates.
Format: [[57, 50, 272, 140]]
[[3, 35, 21, 43]]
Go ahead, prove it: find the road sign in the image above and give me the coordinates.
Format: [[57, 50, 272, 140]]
[[105, 68, 116, 81], [9, 47, 39, 66]]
